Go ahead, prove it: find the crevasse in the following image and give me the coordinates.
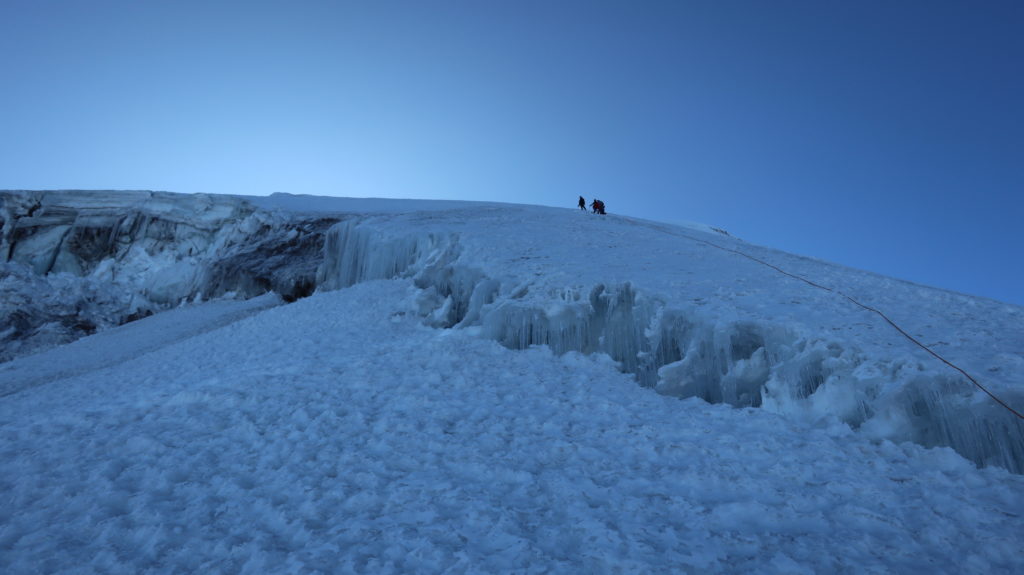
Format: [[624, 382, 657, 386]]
[[317, 219, 1024, 474], [4, 189, 1022, 476]]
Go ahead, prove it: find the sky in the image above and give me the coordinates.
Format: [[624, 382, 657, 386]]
[[1, 1, 1021, 305]]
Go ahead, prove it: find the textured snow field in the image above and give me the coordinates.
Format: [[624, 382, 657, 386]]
[[1, 280, 1021, 574], [0, 293, 282, 398]]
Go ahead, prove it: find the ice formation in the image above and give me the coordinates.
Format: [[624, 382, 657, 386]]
[[2, 189, 1022, 474], [1, 190, 336, 359], [310, 202, 1024, 475]]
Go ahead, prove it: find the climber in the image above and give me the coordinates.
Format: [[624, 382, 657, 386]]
[[591, 199, 606, 215], [578, 196, 586, 211]]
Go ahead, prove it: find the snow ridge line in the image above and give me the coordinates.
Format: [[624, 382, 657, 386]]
[[645, 221, 1024, 421]]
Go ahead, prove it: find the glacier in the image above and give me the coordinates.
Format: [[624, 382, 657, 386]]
[[4, 278, 1019, 573], [2, 189, 1023, 573], [2, 188, 1023, 476], [0, 190, 335, 360], [306, 200, 1024, 475]]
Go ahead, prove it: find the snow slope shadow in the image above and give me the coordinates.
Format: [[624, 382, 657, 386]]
[[0, 293, 283, 398], [316, 218, 1024, 474]]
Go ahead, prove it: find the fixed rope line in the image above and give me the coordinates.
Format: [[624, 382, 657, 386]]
[[832, 292, 1024, 420], [651, 224, 1024, 421]]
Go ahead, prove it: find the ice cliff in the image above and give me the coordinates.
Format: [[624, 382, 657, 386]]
[[0, 190, 335, 360], [3, 190, 1022, 474]]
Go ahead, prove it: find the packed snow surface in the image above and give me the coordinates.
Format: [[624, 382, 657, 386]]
[[2, 280, 1022, 573], [286, 194, 1024, 474], [1, 190, 1023, 572]]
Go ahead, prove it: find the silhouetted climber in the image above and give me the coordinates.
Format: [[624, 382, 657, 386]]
[[578, 196, 586, 211], [590, 199, 606, 215]]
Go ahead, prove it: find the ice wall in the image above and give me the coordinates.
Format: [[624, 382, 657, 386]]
[[317, 219, 1024, 474], [316, 219, 456, 291], [0, 262, 139, 362], [0, 191, 338, 360]]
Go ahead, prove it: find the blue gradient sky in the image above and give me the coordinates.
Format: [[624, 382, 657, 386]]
[[2, 1, 1022, 305]]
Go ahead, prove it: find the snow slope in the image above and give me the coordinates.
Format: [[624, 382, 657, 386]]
[[2, 190, 1022, 471], [2, 279, 1021, 573], [0, 293, 282, 399], [1, 190, 1023, 572], [287, 194, 1024, 474]]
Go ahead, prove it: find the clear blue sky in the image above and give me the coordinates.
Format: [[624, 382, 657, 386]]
[[2, 1, 1021, 305]]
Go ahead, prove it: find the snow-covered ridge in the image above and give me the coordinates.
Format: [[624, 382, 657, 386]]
[[3, 190, 1022, 474]]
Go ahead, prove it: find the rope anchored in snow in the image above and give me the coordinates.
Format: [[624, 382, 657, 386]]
[[642, 221, 1024, 421]]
